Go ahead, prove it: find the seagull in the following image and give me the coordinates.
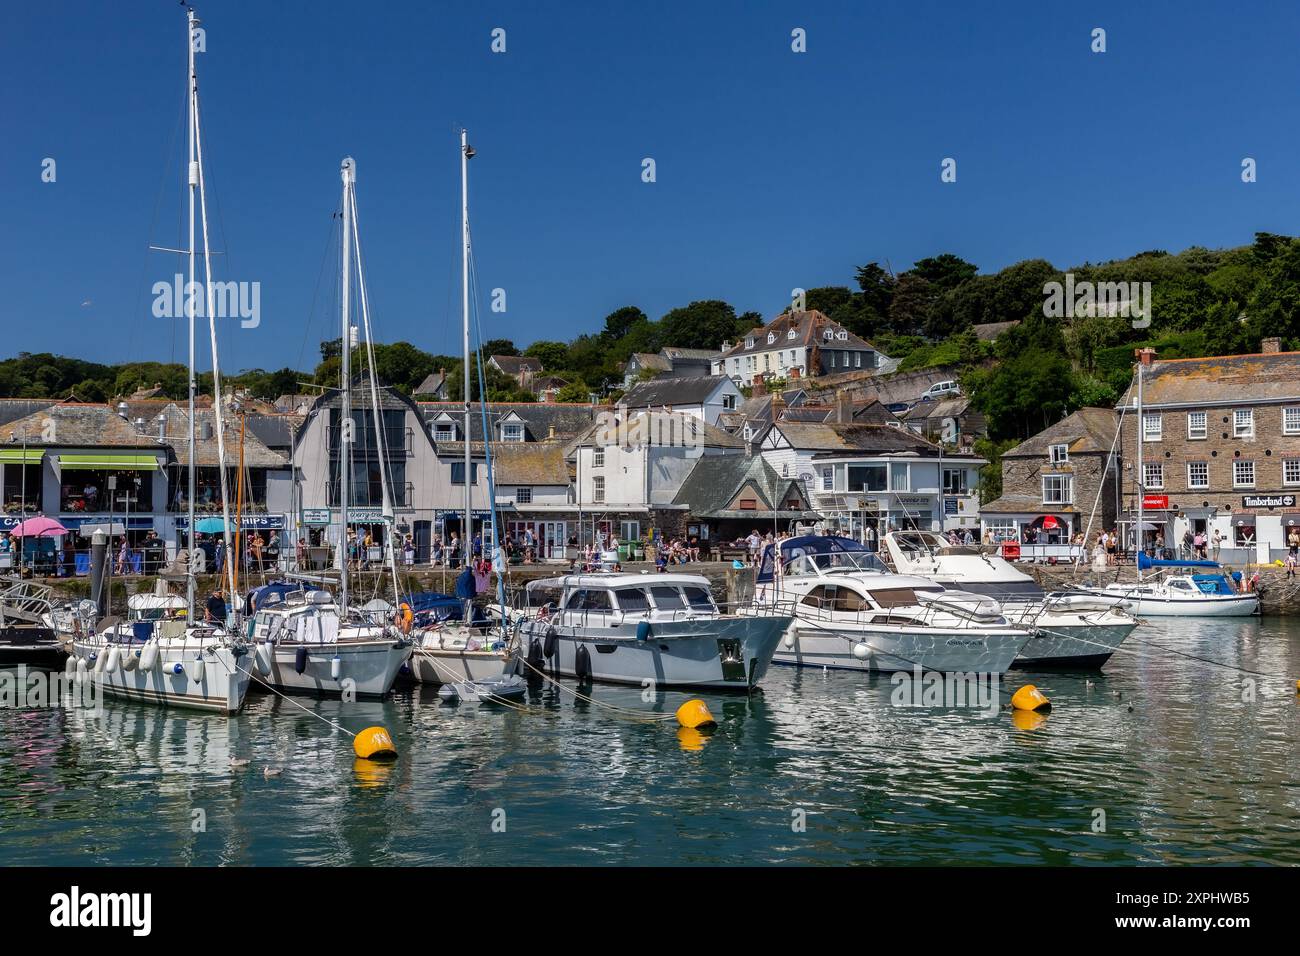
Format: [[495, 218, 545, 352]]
[[229, 757, 251, 768], [263, 766, 283, 779]]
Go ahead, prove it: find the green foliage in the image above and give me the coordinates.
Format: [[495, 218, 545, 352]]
[[973, 436, 1020, 504]]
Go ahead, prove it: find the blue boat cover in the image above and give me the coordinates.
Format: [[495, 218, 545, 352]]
[[756, 534, 869, 583], [245, 581, 321, 613], [1137, 552, 1222, 571]]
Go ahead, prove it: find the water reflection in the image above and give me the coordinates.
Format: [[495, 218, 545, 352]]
[[0, 615, 1297, 865]]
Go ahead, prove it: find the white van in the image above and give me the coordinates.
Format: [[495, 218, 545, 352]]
[[920, 380, 960, 401]]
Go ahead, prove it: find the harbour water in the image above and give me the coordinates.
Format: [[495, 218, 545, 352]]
[[1, 617, 1297, 866]]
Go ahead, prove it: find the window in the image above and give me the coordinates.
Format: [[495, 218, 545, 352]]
[[837, 330, 847, 340], [822, 468, 833, 491], [823, 329, 834, 340], [614, 588, 650, 612], [766, 332, 775, 344], [828, 352, 836, 368], [515, 487, 532, 504], [943, 468, 969, 495], [1234, 408, 1254, 438], [847, 464, 887, 492], [1142, 413, 1162, 441], [738, 498, 757, 510], [1233, 459, 1255, 488], [722, 394, 736, 410], [984, 520, 1018, 542], [1234, 521, 1256, 546], [890, 462, 910, 491], [592, 449, 605, 468], [782, 463, 789, 477], [433, 423, 454, 442], [855, 352, 862, 368], [592, 475, 605, 503], [683, 586, 715, 612], [841, 351, 849, 367], [1187, 461, 1209, 489], [1186, 411, 1207, 440], [1042, 475, 1072, 504], [620, 520, 640, 541], [1284, 459, 1300, 486], [1285, 407, 1300, 435], [787, 328, 796, 339], [745, 336, 754, 349], [650, 585, 685, 610], [565, 589, 612, 612], [1143, 462, 1164, 489], [450, 462, 479, 485], [1049, 443, 1069, 464], [501, 422, 524, 443]]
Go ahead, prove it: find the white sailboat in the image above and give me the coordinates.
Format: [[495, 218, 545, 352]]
[[409, 129, 515, 685], [71, 8, 252, 714], [1075, 349, 1261, 617], [245, 157, 411, 697]]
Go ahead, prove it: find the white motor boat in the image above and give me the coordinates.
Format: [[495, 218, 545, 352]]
[[1074, 555, 1261, 617], [72, 591, 253, 714], [752, 535, 1033, 674], [245, 586, 411, 697], [880, 530, 1138, 668], [518, 573, 791, 690]]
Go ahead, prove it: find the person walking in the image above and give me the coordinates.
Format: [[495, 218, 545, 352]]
[[1211, 528, 1223, 562]]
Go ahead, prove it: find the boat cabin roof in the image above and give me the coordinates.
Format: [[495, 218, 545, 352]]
[[527, 572, 711, 592]]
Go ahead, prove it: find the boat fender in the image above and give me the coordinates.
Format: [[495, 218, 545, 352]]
[[295, 645, 309, 674], [543, 625, 558, 659], [187, 656, 205, 683], [1011, 684, 1051, 713], [527, 637, 544, 670], [331, 655, 342, 680], [635, 620, 652, 642], [65, 655, 77, 677], [852, 642, 870, 661], [75, 657, 89, 679], [783, 625, 796, 649], [139, 641, 158, 673], [575, 644, 592, 684], [122, 649, 139, 672], [92, 651, 105, 673], [105, 647, 121, 674], [172, 662, 185, 676], [255, 641, 274, 677]]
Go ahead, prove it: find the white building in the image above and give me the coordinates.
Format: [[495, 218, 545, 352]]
[[713, 309, 886, 387]]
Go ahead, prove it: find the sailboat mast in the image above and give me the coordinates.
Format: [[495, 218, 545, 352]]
[[185, 9, 198, 619], [1136, 351, 1145, 579], [461, 130, 473, 559], [340, 157, 355, 616]]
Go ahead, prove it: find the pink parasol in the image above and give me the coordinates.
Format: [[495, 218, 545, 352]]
[[9, 516, 69, 538]]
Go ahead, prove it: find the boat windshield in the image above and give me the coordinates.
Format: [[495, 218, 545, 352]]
[[785, 550, 889, 576]]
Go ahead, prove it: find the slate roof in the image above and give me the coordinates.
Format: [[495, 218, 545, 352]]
[[1001, 407, 1118, 458], [903, 396, 971, 423], [718, 310, 877, 359], [0, 403, 155, 447], [627, 352, 671, 374], [1117, 351, 1300, 408], [0, 399, 60, 429], [412, 372, 447, 397], [490, 355, 543, 376], [672, 454, 818, 520], [620, 376, 730, 408], [491, 444, 571, 486], [852, 399, 902, 425], [569, 412, 747, 451], [772, 421, 945, 456], [420, 401, 605, 444], [243, 413, 303, 452], [971, 320, 1020, 342], [158, 404, 289, 468]]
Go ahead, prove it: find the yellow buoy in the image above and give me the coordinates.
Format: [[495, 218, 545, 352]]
[[1011, 684, 1051, 713], [353, 726, 397, 759], [676, 699, 716, 729], [353, 757, 396, 787]]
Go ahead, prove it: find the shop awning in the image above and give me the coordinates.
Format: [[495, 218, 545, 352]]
[[0, 448, 44, 464], [1231, 513, 1256, 526], [1282, 513, 1300, 528], [57, 453, 159, 471]]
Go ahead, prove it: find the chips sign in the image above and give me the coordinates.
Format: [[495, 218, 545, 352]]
[[1142, 495, 1169, 510]]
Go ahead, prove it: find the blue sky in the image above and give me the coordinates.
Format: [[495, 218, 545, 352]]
[[3, 0, 1299, 374]]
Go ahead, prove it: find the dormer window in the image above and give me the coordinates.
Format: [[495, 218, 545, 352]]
[[836, 330, 847, 340], [502, 422, 524, 443], [823, 329, 833, 340], [1049, 443, 1069, 464], [787, 328, 796, 339], [745, 336, 754, 349], [433, 422, 454, 442], [766, 332, 775, 344]]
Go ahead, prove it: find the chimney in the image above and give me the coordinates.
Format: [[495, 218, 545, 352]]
[[789, 366, 800, 380], [1262, 336, 1281, 354], [752, 374, 767, 397], [547, 424, 556, 440], [1135, 347, 1156, 366], [771, 392, 787, 420], [837, 391, 852, 424]]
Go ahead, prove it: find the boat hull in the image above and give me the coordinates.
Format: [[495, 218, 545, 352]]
[[774, 619, 1029, 674], [407, 642, 508, 685], [1010, 620, 1136, 669], [0, 624, 66, 669], [522, 615, 789, 690], [70, 638, 253, 714], [254, 640, 410, 697], [1077, 588, 1260, 617]]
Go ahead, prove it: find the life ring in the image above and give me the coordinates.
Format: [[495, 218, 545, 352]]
[[535, 602, 552, 622]]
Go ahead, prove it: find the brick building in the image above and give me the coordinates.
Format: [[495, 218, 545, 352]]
[[1119, 341, 1300, 563]]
